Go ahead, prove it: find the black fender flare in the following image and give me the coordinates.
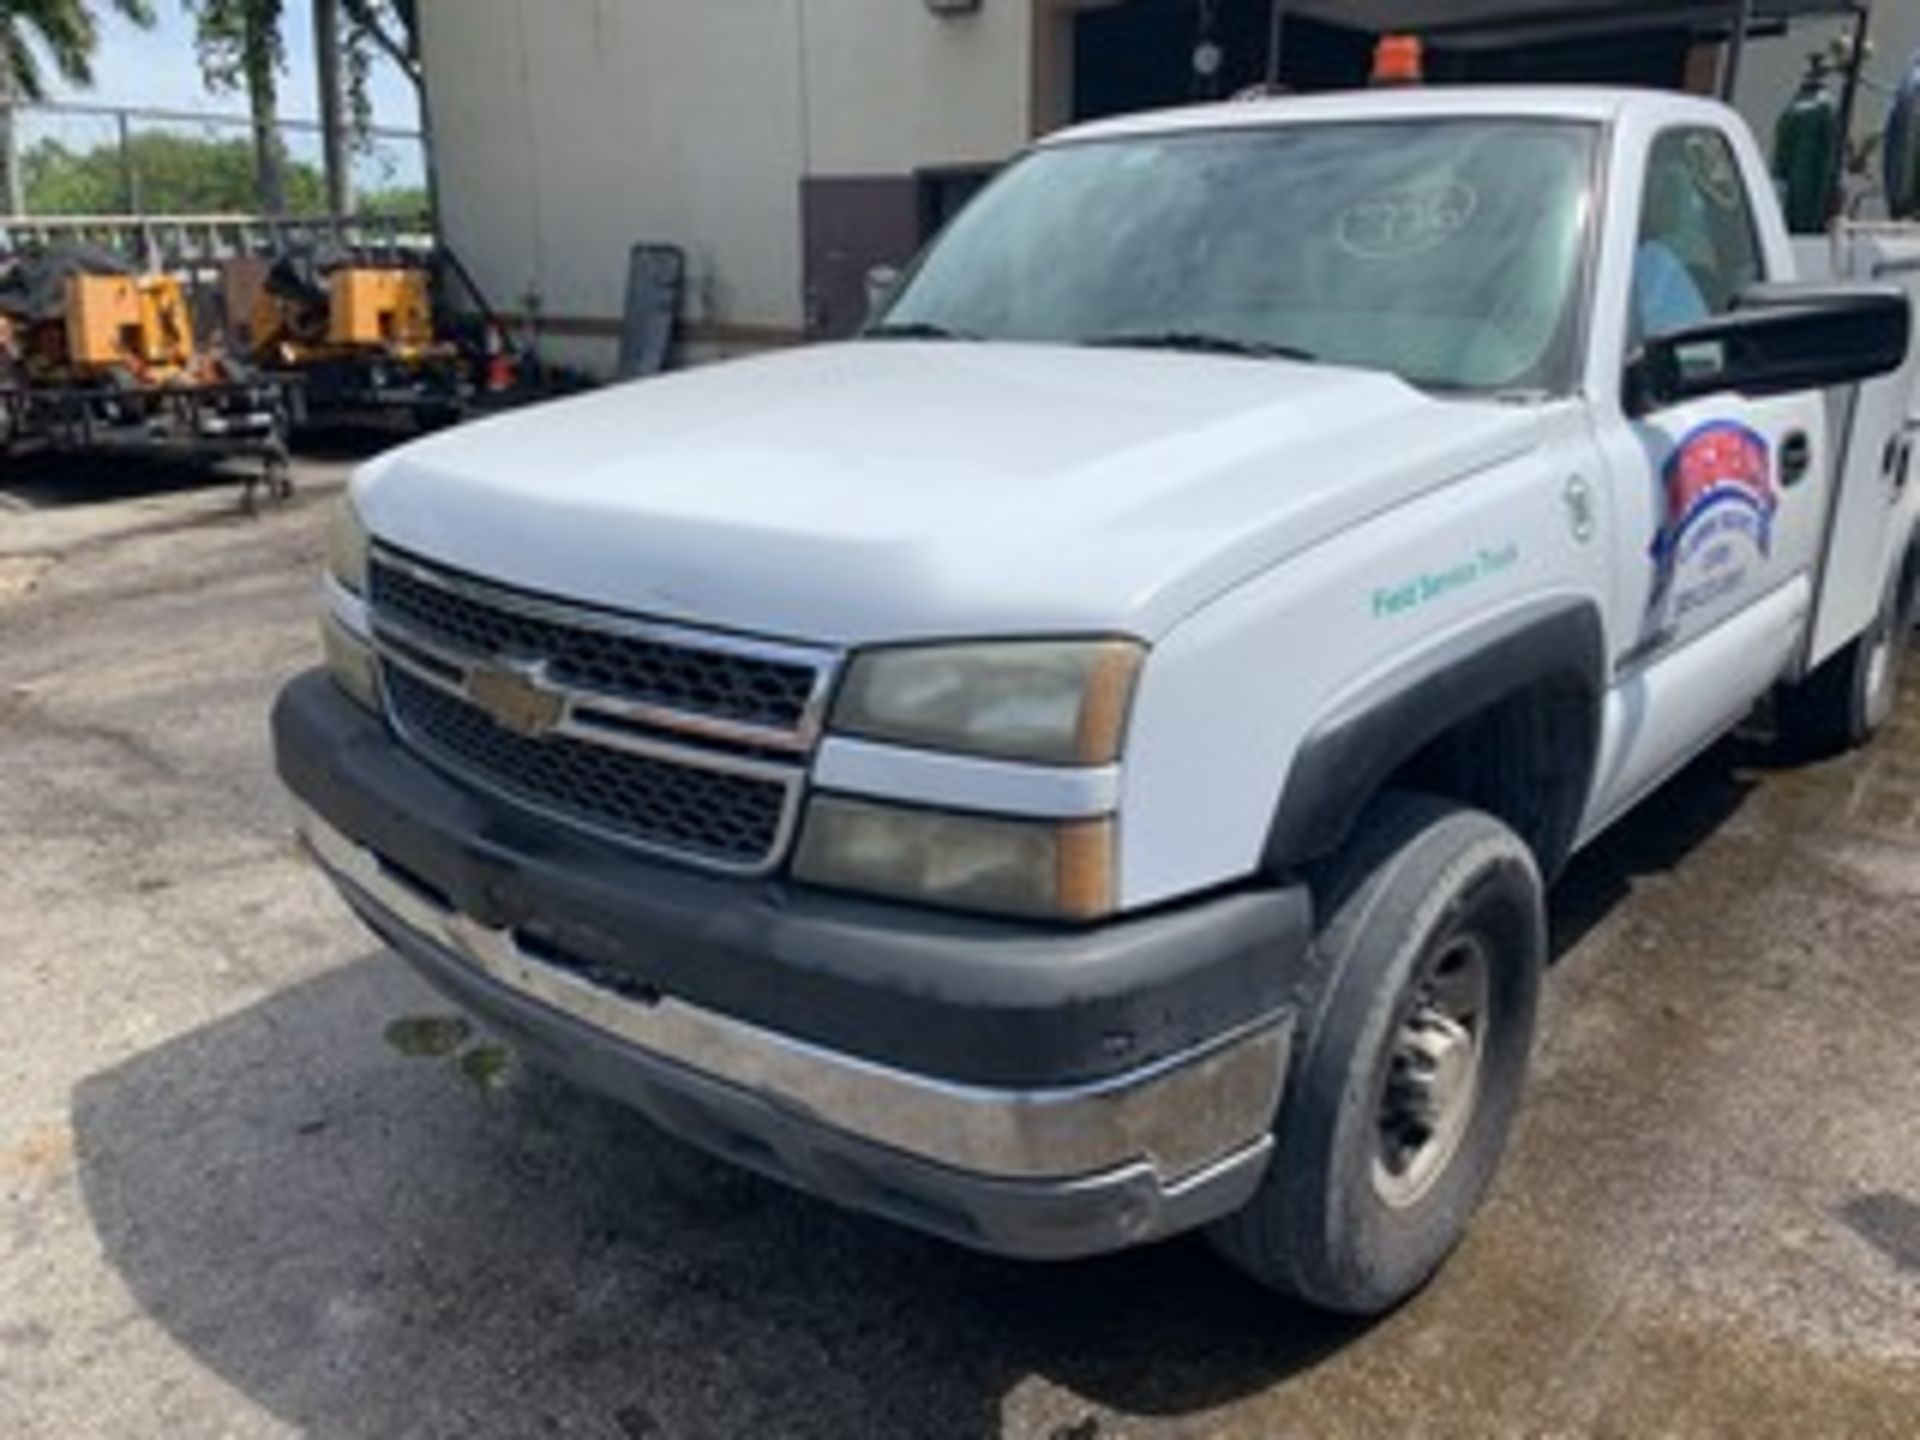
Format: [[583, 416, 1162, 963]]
[[1263, 596, 1607, 877]]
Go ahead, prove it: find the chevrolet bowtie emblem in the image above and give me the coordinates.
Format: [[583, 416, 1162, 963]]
[[465, 659, 565, 739]]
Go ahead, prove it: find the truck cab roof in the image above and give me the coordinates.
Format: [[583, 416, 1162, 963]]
[[1045, 85, 1740, 147]]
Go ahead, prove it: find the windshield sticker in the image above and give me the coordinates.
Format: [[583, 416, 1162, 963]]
[[1372, 542, 1519, 619], [1647, 420, 1775, 631], [1683, 134, 1743, 209], [1337, 181, 1478, 260]]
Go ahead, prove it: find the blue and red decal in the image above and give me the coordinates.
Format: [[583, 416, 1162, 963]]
[[1647, 420, 1777, 627]]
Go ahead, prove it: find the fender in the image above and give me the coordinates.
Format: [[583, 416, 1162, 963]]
[[1263, 596, 1607, 876]]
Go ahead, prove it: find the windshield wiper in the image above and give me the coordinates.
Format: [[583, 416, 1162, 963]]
[[1081, 331, 1317, 363], [864, 320, 978, 341]]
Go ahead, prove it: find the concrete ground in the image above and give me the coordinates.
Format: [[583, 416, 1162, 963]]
[[1, 451, 1917, 1440]]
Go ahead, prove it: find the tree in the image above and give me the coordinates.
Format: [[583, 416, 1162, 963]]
[[340, 0, 430, 222], [0, 0, 157, 211], [22, 131, 325, 213], [339, 0, 418, 91], [183, 0, 288, 213], [20, 130, 425, 217], [187, 1, 420, 219]]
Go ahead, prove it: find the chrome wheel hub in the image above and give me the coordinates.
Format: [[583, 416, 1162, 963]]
[[1866, 627, 1897, 725], [1374, 934, 1490, 1209]]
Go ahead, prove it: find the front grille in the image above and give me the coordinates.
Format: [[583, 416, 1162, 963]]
[[385, 667, 789, 867], [365, 549, 833, 872], [370, 558, 819, 733]]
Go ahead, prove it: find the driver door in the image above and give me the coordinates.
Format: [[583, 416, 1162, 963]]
[[1591, 126, 1829, 820]]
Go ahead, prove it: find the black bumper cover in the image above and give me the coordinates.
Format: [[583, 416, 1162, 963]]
[[272, 668, 1310, 1090]]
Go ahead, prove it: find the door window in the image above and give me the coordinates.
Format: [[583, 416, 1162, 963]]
[[1632, 128, 1765, 344]]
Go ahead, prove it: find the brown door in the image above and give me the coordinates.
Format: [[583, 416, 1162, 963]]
[[800, 177, 921, 340]]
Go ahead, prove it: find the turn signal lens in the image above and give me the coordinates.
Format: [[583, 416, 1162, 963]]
[[794, 796, 1115, 921], [326, 495, 370, 596], [322, 613, 380, 711]]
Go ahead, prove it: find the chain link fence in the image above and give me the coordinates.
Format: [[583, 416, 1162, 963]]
[[3, 100, 428, 221]]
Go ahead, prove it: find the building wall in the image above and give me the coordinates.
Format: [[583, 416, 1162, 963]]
[[421, 1, 1920, 375], [801, 0, 1034, 175], [419, 0, 1033, 374]]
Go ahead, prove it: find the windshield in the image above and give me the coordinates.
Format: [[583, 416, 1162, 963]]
[[876, 119, 1597, 395]]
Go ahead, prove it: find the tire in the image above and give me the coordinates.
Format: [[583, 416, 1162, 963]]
[[1777, 560, 1911, 758], [1209, 792, 1545, 1315]]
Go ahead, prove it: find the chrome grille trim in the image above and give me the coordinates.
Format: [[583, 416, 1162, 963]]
[[378, 640, 806, 787], [369, 545, 841, 753], [365, 546, 840, 875], [382, 666, 804, 875]]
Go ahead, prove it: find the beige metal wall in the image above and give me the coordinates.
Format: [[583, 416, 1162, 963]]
[[418, 0, 1034, 374], [800, 0, 1035, 173]]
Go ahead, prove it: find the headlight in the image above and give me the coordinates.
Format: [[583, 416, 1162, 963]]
[[831, 640, 1142, 765], [326, 494, 370, 596], [321, 612, 380, 711], [793, 796, 1114, 921]]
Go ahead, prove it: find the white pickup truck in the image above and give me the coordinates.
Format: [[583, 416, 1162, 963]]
[[276, 86, 1920, 1314]]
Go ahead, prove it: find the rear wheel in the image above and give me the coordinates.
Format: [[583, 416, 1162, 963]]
[[1778, 562, 1911, 757], [1209, 793, 1545, 1315]]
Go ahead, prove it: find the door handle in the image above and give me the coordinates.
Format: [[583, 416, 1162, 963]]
[[1884, 432, 1913, 495], [1780, 430, 1812, 487]]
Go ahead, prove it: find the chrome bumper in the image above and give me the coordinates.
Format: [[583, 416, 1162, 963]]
[[297, 802, 1291, 1254]]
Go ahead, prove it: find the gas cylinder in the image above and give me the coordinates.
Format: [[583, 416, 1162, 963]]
[[1775, 55, 1840, 234], [1887, 47, 1920, 220]]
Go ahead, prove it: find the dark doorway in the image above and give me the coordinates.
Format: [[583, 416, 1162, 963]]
[[1436, 31, 1697, 87], [1069, 0, 1705, 121], [919, 166, 998, 239], [1072, 1, 1372, 120]]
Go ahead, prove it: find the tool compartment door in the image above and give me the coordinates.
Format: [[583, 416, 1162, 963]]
[[1800, 227, 1920, 670]]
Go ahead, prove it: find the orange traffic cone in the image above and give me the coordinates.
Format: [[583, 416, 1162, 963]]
[[483, 324, 516, 392]]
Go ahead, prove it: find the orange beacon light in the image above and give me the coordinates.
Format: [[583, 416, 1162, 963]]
[[1372, 33, 1426, 85]]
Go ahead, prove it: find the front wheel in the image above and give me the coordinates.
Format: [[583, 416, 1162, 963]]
[[1209, 793, 1545, 1315]]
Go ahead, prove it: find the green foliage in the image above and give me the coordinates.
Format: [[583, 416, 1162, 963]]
[[341, 0, 424, 141], [356, 182, 426, 218], [181, 0, 283, 100], [182, 0, 289, 208], [1, 0, 156, 101], [20, 131, 425, 217], [340, 0, 418, 78]]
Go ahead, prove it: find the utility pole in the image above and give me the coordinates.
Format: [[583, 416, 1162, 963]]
[[117, 110, 140, 214], [1265, 0, 1286, 89], [1721, 0, 1755, 101], [0, 62, 21, 216], [315, 0, 350, 215]]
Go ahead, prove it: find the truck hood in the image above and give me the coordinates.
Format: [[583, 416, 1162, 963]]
[[358, 342, 1548, 644]]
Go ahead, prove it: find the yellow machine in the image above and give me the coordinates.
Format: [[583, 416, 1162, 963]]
[[0, 248, 293, 504], [241, 253, 471, 429], [328, 267, 435, 351], [251, 263, 444, 364], [58, 273, 197, 381]]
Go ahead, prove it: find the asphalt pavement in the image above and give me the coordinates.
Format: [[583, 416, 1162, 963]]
[[2, 452, 1917, 1438]]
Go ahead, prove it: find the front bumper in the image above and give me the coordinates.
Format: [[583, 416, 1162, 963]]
[[275, 670, 1310, 1257]]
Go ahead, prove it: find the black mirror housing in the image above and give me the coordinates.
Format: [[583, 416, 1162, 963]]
[[1627, 282, 1912, 416]]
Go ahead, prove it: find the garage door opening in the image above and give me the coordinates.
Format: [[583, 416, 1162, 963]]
[[1069, 1, 1369, 120], [1059, 0, 1825, 121]]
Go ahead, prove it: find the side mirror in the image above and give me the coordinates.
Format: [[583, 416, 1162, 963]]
[[1626, 282, 1911, 417]]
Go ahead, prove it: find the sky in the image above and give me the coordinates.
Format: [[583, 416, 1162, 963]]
[[52, 0, 421, 129], [31, 1, 426, 195]]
